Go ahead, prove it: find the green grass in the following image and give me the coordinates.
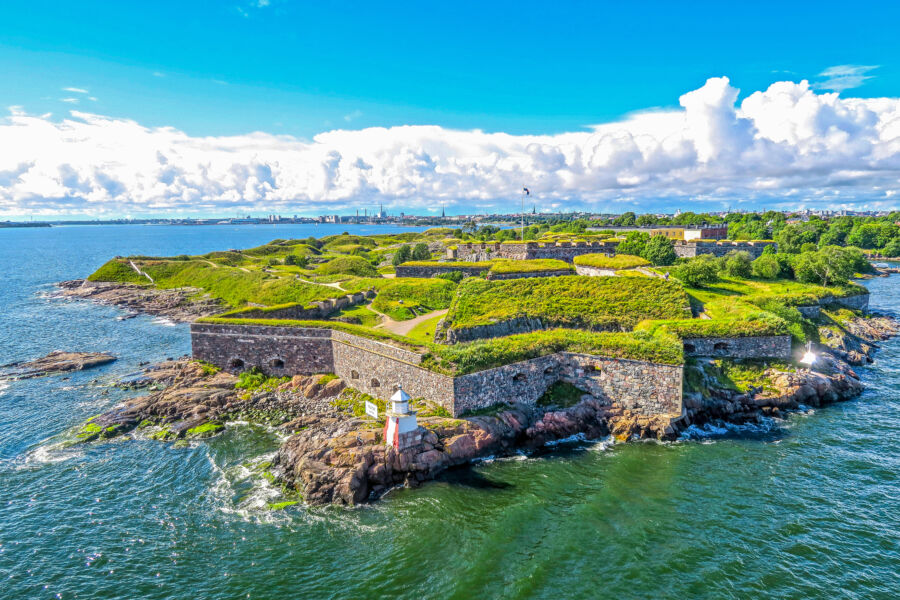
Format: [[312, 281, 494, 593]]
[[488, 259, 574, 274], [368, 278, 457, 321], [636, 314, 789, 338], [406, 312, 446, 344], [573, 254, 650, 269], [87, 259, 152, 284], [332, 304, 381, 327], [444, 276, 691, 331], [425, 328, 685, 374], [331, 388, 387, 424], [318, 255, 378, 277], [89, 259, 342, 308], [234, 368, 290, 392], [198, 317, 427, 352]]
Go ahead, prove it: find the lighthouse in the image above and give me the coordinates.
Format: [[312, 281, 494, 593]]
[[383, 385, 420, 450]]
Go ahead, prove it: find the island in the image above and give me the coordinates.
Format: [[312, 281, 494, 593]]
[[62, 225, 898, 505]]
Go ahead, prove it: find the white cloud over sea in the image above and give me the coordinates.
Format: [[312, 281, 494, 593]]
[[3, 76, 900, 217]]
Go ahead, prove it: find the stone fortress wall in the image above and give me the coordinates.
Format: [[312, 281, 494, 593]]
[[450, 241, 617, 263], [682, 335, 792, 360], [191, 322, 684, 418], [222, 290, 375, 321], [673, 240, 777, 259]]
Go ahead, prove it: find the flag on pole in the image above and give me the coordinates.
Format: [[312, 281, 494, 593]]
[[523, 187, 530, 195]]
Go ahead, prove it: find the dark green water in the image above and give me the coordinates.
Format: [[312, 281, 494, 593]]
[[2, 225, 899, 599]]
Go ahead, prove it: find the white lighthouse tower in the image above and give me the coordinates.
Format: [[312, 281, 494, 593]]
[[383, 385, 420, 450]]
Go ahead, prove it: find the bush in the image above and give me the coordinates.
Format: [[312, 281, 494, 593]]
[[411, 243, 431, 261], [318, 256, 378, 278], [722, 251, 753, 278], [616, 231, 650, 256], [641, 235, 677, 266], [433, 271, 465, 283], [673, 255, 720, 287], [751, 254, 780, 279], [392, 245, 412, 266]]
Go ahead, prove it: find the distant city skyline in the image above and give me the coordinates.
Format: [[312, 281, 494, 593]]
[[2, 1, 900, 218]]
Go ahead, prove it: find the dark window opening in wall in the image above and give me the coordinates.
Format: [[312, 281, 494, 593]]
[[513, 373, 527, 383], [370, 378, 380, 388], [351, 370, 359, 379], [543, 366, 556, 376], [584, 364, 600, 373], [269, 358, 285, 369], [229, 358, 244, 369], [684, 344, 696, 353], [714, 342, 729, 352]]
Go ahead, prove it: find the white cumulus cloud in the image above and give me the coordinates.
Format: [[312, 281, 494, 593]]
[[2, 76, 900, 217]]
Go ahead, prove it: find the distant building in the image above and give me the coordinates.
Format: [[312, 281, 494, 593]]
[[683, 223, 728, 241]]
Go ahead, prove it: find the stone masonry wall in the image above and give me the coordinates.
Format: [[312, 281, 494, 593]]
[[821, 293, 869, 311], [394, 265, 489, 278], [191, 323, 684, 418], [487, 269, 573, 280], [226, 290, 374, 320], [453, 241, 616, 263], [451, 353, 683, 417], [190, 324, 334, 376], [682, 335, 792, 359], [332, 337, 456, 412], [673, 240, 777, 259], [558, 353, 683, 417]]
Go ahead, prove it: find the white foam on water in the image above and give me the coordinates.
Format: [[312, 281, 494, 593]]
[[680, 417, 779, 441], [19, 440, 85, 468], [151, 317, 177, 327], [206, 452, 297, 524]]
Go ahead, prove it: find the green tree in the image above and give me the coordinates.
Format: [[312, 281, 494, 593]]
[[616, 231, 650, 256], [392, 244, 412, 266], [751, 254, 780, 279], [883, 237, 900, 257], [672, 255, 720, 287], [722, 250, 753, 277], [411, 243, 431, 261], [640, 235, 676, 266], [793, 246, 855, 286]]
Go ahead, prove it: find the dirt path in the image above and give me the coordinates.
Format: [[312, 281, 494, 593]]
[[371, 305, 448, 336]]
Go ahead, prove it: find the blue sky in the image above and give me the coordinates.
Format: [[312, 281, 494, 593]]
[[2, 0, 896, 138], [1, 1, 899, 218]]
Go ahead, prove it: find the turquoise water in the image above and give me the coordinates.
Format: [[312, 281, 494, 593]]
[[2, 225, 899, 599]]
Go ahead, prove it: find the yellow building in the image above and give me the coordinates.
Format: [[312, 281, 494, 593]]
[[650, 228, 685, 240]]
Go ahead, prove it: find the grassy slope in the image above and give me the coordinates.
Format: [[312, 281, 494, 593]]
[[573, 254, 649, 269], [445, 276, 691, 331]]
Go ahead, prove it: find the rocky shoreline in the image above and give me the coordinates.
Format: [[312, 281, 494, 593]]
[[56, 279, 223, 322], [1, 351, 116, 380], [69, 311, 898, 506]]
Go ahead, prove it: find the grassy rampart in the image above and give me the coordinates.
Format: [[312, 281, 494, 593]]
[[573, 254, 650, 269], [444, 276, 692, 331]]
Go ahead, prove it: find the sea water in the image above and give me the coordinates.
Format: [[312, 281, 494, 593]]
[[1, 224, 899, 599]]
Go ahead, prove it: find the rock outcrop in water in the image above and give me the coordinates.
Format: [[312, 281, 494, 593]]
[[56, 279, 223, 322], [1, 351, 116, 380]]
